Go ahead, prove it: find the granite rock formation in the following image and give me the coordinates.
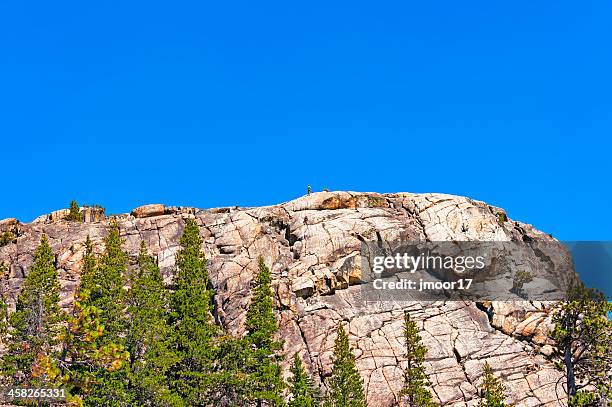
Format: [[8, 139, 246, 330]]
[[0, 192, 570, 406]]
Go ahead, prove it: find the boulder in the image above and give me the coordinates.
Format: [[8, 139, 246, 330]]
[[131, 204, 166, 218]]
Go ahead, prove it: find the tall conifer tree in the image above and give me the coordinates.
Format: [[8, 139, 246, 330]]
[[243, 256, 285, 406], [169, 218, 218, 405], [126, 241, 182, 406], [326, 324, 366, 407], [400, 312, 435, 407], [1, 235, 64, 387], [80, 222, 127, 343], [59, 289, 129, 405], [78, 223, 131, 405], [289, 353, 319, 407], [80, 235, 96, 284]]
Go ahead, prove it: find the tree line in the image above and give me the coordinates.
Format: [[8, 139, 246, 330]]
[[0, 217, 609, 406]]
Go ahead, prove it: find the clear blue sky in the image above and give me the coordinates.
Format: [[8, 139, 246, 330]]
[[1, 1, 610, 240]]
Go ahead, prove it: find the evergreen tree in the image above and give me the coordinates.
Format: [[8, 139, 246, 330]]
[[206, 256, 286, 406], [59, 289, 130, 405], [80, 222, 128, 342], [478, 362, 507, 407], [552, 283, 611, 405], [212, 334, 255, 405], [169, 218, 219, 405], [289, 353, 319, 407], [1, 235, 64, 387], [125, 241, 182, 406], [80, 235, 96, 284], [77, 222, 131, 405], [326, 324, 366, 407], [66, 200, 82, 222], [244, 256, 285, 406], [245, 256, 280, 349], [400, 312, 435, 407]]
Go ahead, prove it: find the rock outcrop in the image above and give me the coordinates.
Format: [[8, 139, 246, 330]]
[[0, 192, 568, 406]]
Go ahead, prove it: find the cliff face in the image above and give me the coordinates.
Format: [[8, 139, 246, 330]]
[[0, 192, 567, 406]]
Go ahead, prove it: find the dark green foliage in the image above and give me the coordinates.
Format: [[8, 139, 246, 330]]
[[323, 188, 329, 192], [289, 353, 319, 407], [80, 235, 96, 284], [400, 312, 435, 407], [81, 363, 133, 406], [169, 218, 219, 405], [552, 283, 612, 404], [307, 185, 311, 195], [0, 231, 16, 247], [125, 241, 182, 406], [243, 256, 285, 405], [496, 212, 508, 225], [66, 200, 82, 222], [59, 289, 130, 405], [74, 223, 131, 405], [245, 256, 281, 350], [1, 235, 64, 387], [80, 222, 128, 343], [478, 362, 507, 407], [204, 256, 286, 406], [326, 324, 366, 407], [208, 334, 253, 404]]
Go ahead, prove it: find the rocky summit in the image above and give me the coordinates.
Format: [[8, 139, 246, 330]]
[[0, 192, 569, 406]]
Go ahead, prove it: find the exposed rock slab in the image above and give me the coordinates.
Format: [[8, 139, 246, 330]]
[[0, 192, 568, 406]]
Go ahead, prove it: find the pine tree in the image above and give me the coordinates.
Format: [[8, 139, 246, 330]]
[[244, 256, 285, 406], [212, 334, 255, 405], [326, 324, 366, 407], [80, 235, 96, 284], [80, 222, 128, 342], [59, 289, 130, 405], [552, 283, 611, 405], [478, 362, 507, 407], [207, 256, 286, 406], [77, 222, 131, 405], [66, 200, 82, 222], [245, 256, 280, 349], [169, 218, 219, 405], [1, 235, 64, 387], [289, 353, 319, 407], [125, 241, 182, 406], [400, 312, 435, 407]]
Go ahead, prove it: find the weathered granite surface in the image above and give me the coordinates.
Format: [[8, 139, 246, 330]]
[[0, 192, 569, 406]]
